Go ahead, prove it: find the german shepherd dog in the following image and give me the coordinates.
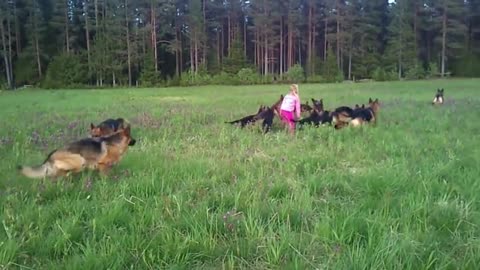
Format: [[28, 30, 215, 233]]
[[90, 118, 128, 137], [432, 88, 444, 105], [225, 105, 267, 128], [18, 126, 136, 179], [301, 101, 313, 114], [253, 94, 285, 133], [333, 98, 380, 129], [295, 98, 332, 127], [90, 118, 136, 146]]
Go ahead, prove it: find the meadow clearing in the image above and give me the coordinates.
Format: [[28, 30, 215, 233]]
[[1, 79, 480, 269]]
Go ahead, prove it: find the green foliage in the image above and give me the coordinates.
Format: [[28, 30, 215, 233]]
[[43, 52, 88, 89], [14, 54, 41, 86], [405, 64, 426, 80], [222, 40, 249, 75], [452, 53, 480, 77], [372, 67, 397, 82], [179, 70, 212, 86], [305, 75, 325, 83], [285, 64, 305, 83], [237, 68, 261, 85], [139, 51, 162, 87], [211, 71, 239, 85], [426, 62, 440, 78], [322, 46, 340, 83]]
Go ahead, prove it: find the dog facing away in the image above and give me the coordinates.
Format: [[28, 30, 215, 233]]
[[225, 105, 267, 128], [432, 88, 444, 105], [334, 98, 380, 129], [18, 126, 136, 179]]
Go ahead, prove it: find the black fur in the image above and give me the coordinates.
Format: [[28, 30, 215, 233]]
[[225, 106, 266, 128], [253, 106, 275, 133]]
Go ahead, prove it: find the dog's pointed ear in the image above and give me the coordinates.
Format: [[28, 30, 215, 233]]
[[320, 98, 323, 104], [362, 104, 365, 108], [90, 123, 95, 130], [311, 98, 316, 103], [355, 104, 359, 108], [369, 98, 373, 103], [441, 88, 444, 93], [374, 98, 379, 103]]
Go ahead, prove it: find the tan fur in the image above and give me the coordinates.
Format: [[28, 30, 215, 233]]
[[19, 127, 133, 179]]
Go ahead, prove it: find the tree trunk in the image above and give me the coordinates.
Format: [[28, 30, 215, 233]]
[[441, 4, 447, 77], [125, 0, 131, 86], [33, 3, 42, 78], [6, 4, 13, 86], [244, 19, 247, 57], [216, 29, 221, 67], [65, 1, 70, 53], [227, 15, 231, 56], [324, 18, 328, 61], [348, 46, 352, 80], [280, 17, 283, 78], [0, 15, 13, 89], [202, 0, 206, 65], [263, 0, 268, 76], [176, 25, 181, 77], [307, 3, 313, 75], [14, 0, 21, 54], [336, 0, 340, 68], [84, 1, 91, 70], [413, 0, 418, 61], [195, 35, 199, 74], [151, 1, 157, 72], [312, 19, 316, 75], [95, 0, 99, 28]]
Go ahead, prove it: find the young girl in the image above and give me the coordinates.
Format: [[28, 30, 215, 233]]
[[280, 84, 301, 135]]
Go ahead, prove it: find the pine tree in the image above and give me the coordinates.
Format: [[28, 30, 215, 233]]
[[385, 0, 416, 78]]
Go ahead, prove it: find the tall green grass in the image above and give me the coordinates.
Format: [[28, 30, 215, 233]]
[[1, 79, 480, 269]]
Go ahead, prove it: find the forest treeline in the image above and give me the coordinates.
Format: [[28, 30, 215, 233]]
[[0, 0, 479, 89]]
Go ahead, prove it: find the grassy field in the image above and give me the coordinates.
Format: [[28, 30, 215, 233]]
[[1, 79, 480, 269]]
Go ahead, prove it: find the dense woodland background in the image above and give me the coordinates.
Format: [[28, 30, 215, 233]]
[[0, 0, 479, 89]]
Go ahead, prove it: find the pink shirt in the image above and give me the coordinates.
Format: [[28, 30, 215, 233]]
[[280, 93, 301, 118]]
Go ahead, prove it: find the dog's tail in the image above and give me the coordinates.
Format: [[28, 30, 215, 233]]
[[17, 163, 51, 179]]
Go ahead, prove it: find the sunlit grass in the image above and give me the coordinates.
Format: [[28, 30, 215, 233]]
[[1, 79, 480, 269]]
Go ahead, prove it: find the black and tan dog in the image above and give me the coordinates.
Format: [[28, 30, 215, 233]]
[[300, 101, 313, 114], [18, 126, 136, 179], [333, 98, 380, 129], [253, 94, 285, 133], [90, 118, 129, 137], [432, 88, 444, 105], [225, 105, 268, 128], [295, 98, 332, 127]]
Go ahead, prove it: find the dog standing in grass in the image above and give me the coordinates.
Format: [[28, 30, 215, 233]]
[[18, 126, 136, 179]]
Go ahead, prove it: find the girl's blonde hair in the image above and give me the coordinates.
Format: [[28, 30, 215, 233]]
[[290, 84, 299, 96]]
